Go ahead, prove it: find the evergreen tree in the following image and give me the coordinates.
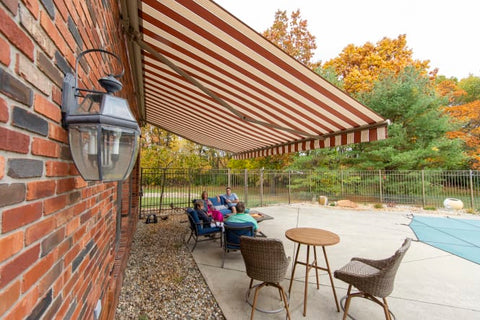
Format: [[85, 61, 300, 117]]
[[351, 67, 469, 170]]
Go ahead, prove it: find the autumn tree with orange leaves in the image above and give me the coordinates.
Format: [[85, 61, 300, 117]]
[[262, 9, 319, 69], [439, 76, 480, 169], [322, 35, 431, 94]]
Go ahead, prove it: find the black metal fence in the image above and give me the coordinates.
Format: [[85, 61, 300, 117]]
[[139, 168, 480, 218]]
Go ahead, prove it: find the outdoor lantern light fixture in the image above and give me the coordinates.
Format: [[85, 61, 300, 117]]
[[62, 49, 140, 181]]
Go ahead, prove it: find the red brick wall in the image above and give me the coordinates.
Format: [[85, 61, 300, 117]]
[[0, 0, 140, 319]]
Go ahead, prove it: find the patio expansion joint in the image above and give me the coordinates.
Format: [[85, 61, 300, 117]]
[[390, 295, 480, 312]]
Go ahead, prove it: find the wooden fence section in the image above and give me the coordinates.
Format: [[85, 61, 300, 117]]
[[139, 169, 480, 217]]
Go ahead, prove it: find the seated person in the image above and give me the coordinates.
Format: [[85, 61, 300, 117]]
[[226, 202, 258, 232], [193, 199, 214, 228], [217, 186, 239, 213], [201, 191, 223, 222]]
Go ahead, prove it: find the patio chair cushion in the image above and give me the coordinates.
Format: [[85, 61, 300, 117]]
[[224, 222, 255, 250], [221, 221, 255, 268], [198, 225, 222, 235], [186, 208, 221, 231], [191, 197, 232, 215], [186, 208, 200, 224], [185, 208, 223, 252], [210, 196, 229, 211]]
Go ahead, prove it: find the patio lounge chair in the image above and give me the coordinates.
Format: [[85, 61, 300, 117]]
[[222, 221, 255, 268], [240, 236, 291, 320], [334, 238, 411, 320], [185, 208, 222, 252]]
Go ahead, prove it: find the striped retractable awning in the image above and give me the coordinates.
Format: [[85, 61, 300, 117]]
[[121, 0, 388, 159]]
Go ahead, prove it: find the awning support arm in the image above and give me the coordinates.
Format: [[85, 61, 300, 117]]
[[120, 0, 146, 123]]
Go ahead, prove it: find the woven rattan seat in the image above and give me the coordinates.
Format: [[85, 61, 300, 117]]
[[240, 236, 291, 320], [334, 238, 411, 320]]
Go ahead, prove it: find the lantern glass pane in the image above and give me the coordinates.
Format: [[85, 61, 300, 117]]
[[101, 95, 136, 122], [100, 125, 139, 181], [123, 130, 140, 180], [69, 125, 100, 180], [74, 93, 103, 114]]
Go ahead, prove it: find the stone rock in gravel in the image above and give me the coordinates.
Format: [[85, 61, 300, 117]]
[[336, 200, 358, 208]]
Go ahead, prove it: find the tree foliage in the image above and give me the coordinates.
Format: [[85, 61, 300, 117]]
[[140, 124, 228, 169], [443, 100, 480, 168], [314, 65, 344, 90], [435, 76, 465, 105], [287, 148, 350, 171], [440, 76, 480, 169], [228, 154, 294, 170], [322, 35, 431, 94], [458, 75, 480, 103], [351, 67, 469, 170], [263, 9, 319, 69]]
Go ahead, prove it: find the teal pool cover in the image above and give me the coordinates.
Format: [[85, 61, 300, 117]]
[[409, 215, 480, 264]]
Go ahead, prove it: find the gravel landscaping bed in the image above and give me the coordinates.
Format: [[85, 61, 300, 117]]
[[116, 211, 226, 319]]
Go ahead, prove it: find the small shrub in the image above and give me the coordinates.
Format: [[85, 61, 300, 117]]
[[373, 203, 383, 209], [424, 206, 436, 211], [465, 208, 478, 214]]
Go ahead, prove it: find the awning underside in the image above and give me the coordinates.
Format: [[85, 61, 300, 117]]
[[124, 0, 388, 159]]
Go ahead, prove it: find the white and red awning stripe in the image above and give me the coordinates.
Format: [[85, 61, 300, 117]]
[[122, 0, 388, 158]]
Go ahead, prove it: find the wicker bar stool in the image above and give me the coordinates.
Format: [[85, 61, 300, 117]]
[[240, 236, 291, 320], [334, 238, 411, 320]]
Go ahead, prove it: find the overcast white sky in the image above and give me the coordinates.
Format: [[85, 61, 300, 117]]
[[215, 0, 479, 79]]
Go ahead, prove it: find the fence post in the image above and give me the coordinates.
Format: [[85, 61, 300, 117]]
[[188, 168, 191, 206], [341, 170, 344, 198], [421, 170, 426, 207], [244, 169, 248, 205], [139, 168, 144, 219], [378, 170, 383, 203], [260, 168, 264, 207], [308, 170, 315, 200], [288, 170, 291, 204], [227, 168, 231, 187], [470, 170, 474, 209]]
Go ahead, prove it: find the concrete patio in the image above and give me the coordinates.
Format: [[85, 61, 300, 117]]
[[191, 204, 480, 320]]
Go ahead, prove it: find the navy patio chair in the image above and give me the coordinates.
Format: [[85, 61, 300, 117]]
[[222, 221, 255, 268], [185, 208, 222, 252]]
